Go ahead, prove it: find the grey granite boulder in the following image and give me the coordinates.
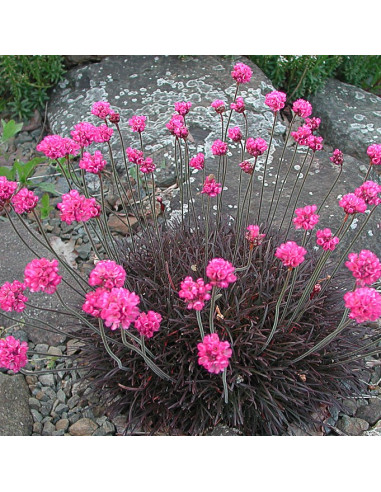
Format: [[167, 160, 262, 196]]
[[0, 373, 33, 435]]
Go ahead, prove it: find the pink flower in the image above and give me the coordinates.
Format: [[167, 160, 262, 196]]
[[339, 193, 367, 215], [344, 287, 381, 323], [201, 175, 222, 197], [292, 99, 313, 118], [166, 114, 188, 139], [0, 280, 28, 312], [265, 91, 287, 112], [206, 258, 237, 288], [189, 153, 205, 170], [211, 139, 228, 156], [178, 277, 212, 311], [231, 63, 252, 85], [10, 188, 38, 214], [98, 287, 140, 330], [211, 100, 226, 114], [304, 117, 321, 131], [310, 283, 322, 300], [89, 260, 126, 290], [275, 241, 306, 268], [246, 137, 267, 157], [79, 151, 107, 174], [306, 135, 324, 152], [134, 311, 162, 338], [57, 189, 101, 224], [82, 287, 107, 318], [0, 336, 28, 373], [36, 135, 80, 159], [71, 122, 98, 148], [316, 228, 340, 251], [93, 124, 113, 143], [108, 111, 120, 124], [174, 101, 192, 116], [197, 333, 232, 374], [291, 125, 312, 146], [367, 143, 381, 165], [24, 258, 62, 294], [228, 126, 242, 142], [345, 250, 381, 287], [239, 160, 255, 174], [330, 149, 344, 166], [354, 180, 381, 206], [139, 157, 156, 174], [293, 204, 320, 230], [245, 225, 265, 246], [0, 177, 18, 207], [91, 101, 112, 119], [129, 115, 146, 133], [126, 147, 144, 165], [230, 97, 245, 113]]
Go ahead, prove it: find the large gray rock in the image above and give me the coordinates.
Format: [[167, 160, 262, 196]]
[[0, 373, 33, 435]]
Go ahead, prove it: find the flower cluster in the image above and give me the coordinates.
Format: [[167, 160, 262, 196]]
[[292, 99, 313, 118], [24, 258, 62, 294], [239, 160, 255, 174], [128, 115, 146, 133], [0, 177, 18, 206], [211, 100, 226, 114], [246, 137, 267, 157], [91, 101, 112, 120], [291, 125, 312, 146], [71, 122, 98, 148], [79, 151, 107, 174], [339, 193, 367, 215], [206, 258, 236, 288], [304, 117, 321, 131], [57, 190, 101, 224], [197, 333, 232, 374], [0, 336, 28, 373], [265, 91, 286, 112], [166, 114, 188, 139], [330, 149, 344, 166], [36, 135, 80, 159], [230, 97, 245, 113], [231, 63, 252, 85], [245, 225, 265, 246], [108, 111, 120, 124], [307, 135, 324, 152], [316, 228, 340, 251], [140, 157, 156, 174], [293, 204, 320, 230], [211, 139, 228, 156], [94, 287, 141, 331], [275, 241, 306, 268], [93, 124, 113, 143], [354, 180, 381, 206], [178, 277, 212, 311], [134, 311, 162, 338], [201, 175, 222, 197], [89, 260, 126, 289], [189, 153, 205, 170], [345, 250, 381, 287], [11, 188, 39, 214], [126, 147, 144, 164], [344, 287, 381, 323], [0, 280, 28, 312], [228, 126, 242, 142], [175, 101, 192, 116], [367, 143, 381, 165]]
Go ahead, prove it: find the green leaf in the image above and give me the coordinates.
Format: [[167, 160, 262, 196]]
[[0, 166, 16, 180], [1, 119, 23, 142], [39, 192, 54, 220], [13, 157, 45, 184], [35, 182, 59, 195]]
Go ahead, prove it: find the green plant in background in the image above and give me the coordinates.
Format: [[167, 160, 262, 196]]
[[0, 55, 65, 120], [337, 56, 381, 94]]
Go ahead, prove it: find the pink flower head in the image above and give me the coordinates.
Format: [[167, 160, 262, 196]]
[[201, 175, 222, 197], [265, 91, 287, 112], [134, 311, 162, 338], [79, 150, 107, 174], [367, 143, 381, 165], [189, 153, 205, 170], [139, 157, 156, 174], [330, 149, 344, 166], [0, 280, 28, 312], [345, 250, 381, 287], [339, 193, 367, 215], [228, 126, 242, 142], [291, 125, 312, 146], [292, 99, 313, 118], [197, 333, 232, 374], [293, 204, 320, 230], [344, 287, 381, 323], [206, 258, 237, 288], [128, 115, 146, 133], [239, 160, 255, 174], [178, 277, 212, 311], [354, 180, 381, 206], [126, 147, 144, 165], [82, 287, 107, 318], [36, 135, 80, 159], [57, 189, 101, 224], [98, 287, 140, 330], [307, 135, 324, 152], [245, 225, 265, 246], [0, 177, 17, 207], [92, 124, 113, 143], [0, 336, 28, 373], [275, 241, 307, 268], [89, 260, 126, 290], [91, 101, 112, 120], [175, 101, 192, 116], [71, 122, 98, 148], [246, 137, 268, 157], [211, 139, 228, 156], [108, 111, 120, 124], [230, 97, 245, 113], [211, 100, 226, 114], [304, 117, 321, 131], [24, 258, 62, 294], [316, 228, 340, 251], [166, 114, 188, 139], [10, 188, 38, 214], [231, 63, 252, 85]]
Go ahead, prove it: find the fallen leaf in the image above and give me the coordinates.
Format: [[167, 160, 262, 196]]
[[49, 235, 78, 269]]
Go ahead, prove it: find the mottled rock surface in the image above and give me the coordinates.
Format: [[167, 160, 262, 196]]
[[0, 373, 33, 435]]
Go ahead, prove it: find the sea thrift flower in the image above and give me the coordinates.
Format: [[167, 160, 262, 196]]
[[0, 280, 28, 312], [89, 260, 126, 290], [265, 91, 287, 112], [134, 311, 162, 338], [354, 180, 381, 206], [178, 277, 212, 311], [206, 258, 237, 288], [139, 157, 156, 174], [82, 288, 107, 318], [230, 97, 245, 113], [275, 241, 307, 268], [126, 147, 144, 164], [339, 193, 367, 215], [91, 101, 112, 120], [211, 100, 226, 114], [36, 135, 80, 159], [345, 250, 381, 287], [71, 122, 98, 148], [197, 333, 232, 374], [57, 190, 101, 224], [316, 228, 340, 251], [79, 151, 107, 174], [344, 287, 381, 323], [175, 101, 192, 116], [201, 175, 222, 197], [24, 258, 62, 294], [291, 125, 312, 146], [166, 114, 188, 139], [330, 149, 344, 166], [189, 153, 205, 170], [293, 204, 320, 230], [0, 336, 28, 373], [128, 115, 146, 133], [108, 111, 120, 124], [231, 62, 252, 84], [10, 188, 38, 214], [0, 177, 17, 206], [93, 124, 113, 143], [304, 117, 321, 131], [245, 225, 265, 246], [228, 126, 242, 142], [239, 160, 255, 174], [306, 135, 324, 152], [211, 139, 228, 156], [292, 99, 313, 118], [98, 287, 140, 331], [246, 137, 267, 157], [367, 143, 381, 165]]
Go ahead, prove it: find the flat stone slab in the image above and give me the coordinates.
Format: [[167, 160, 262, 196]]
[[0, 373, 33, 435]]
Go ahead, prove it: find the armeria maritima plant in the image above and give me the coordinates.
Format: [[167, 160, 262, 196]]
[[1, 60, 381, 435]]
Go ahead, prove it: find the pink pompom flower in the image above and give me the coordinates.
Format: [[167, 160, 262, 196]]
[[339, 193, 367, 215], [139, 157, 156, 174], [292, 99, 313, 118], [246, 137, 267, 157], [108, 111, 120, 124], [91, 101, 112, 120], [197, 333, 232, 374], [82, 287, 107, 318], [304, 117, 321, 131], [316, 228, 340, 251], [230, 97, 245, 113], [228, 126, 242, 142], [306, 135, 324, 152], [128, 115, 146, 133], [178, 277, 212, 311], [98, 287, 140, 331], [201, 175, 222, 197], [57, 189, 101, 224], [0, 280, 28, 312], [71, 122, 98, 148], [211, 100, 226, 114], [11, 188, 39, 214], [174, 101, 192, 116], [275, 241, 307, 268], [89, 260, 126, 290], [367, 143, 381, 165], [291, 125, 312, 146], [231, 63, 252, 85], [293, 204, 320, 230], [189, 153, 205, 170], [0, 336, 28, 373], [211, 139, 228, 156], [206, 258, 237, 288], [330, 149, 344, 166], [24, 258, 62, 294], [239, 160, 255, 174], [354, 180, 381, 206], [93, 124, 113, 143], [134, 311, 162, 338], [0, 176, 18, 206], [345, 250, 381, 287], [126, 147, 144, 165], [166, 114, 188, 139], [265, 91, 287, 112], [245, 225, 265, 246], [344, 287, 381, 323], [36, 135, 80, 159], [79, 151, 107, 174]]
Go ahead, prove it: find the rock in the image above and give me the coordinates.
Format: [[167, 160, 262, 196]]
[[42, 421, 56, 436], [355, 400, 381, 426], [112, 415, 128, 435], [102, 420, 115, 435], [363, 420, 381, 436], [48, 346, 63, 357], [207, 425, 240, 436], [0, 373, 33, 435], [68, 417, 99, 436], [33, 422, 42, 434], [336, 415, 369, 435], [38, 373, 55, 387], [28, 397, 41, 411], [340, 398, 358, 417], [56, 418, 69, 432]]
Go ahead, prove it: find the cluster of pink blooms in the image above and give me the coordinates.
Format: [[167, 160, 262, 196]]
[[275, 241, 307, 268], [0, 177, 18, 206], [0, 335, 28, 373], [93, 124, 113, 143], [345, 250, 381, 287], [246, 137, 268, 157], [316, 228, 340, 251], [126, 147, 144, 164], [293, 204, 320, 230], [108, 111, 120, 124], [197, 333, 232, 374], [91, 101, 112, 120], [174, 101, 192, 116], [189, 153, 205, 170], [57, 190, 101, 224], [206, 258, 237, 288], [231, 63, 252, 85], [304, 117, 321, 131], [140, 157, 156, 174], [230, 97, 245, 113], [0, 280, 28, 312], [245, 225, 265, 246], [339, 193, 367, 215], [239, 160, 255, 174], [134, 311, 162, 338], [201, 175, 222, 197], [178, 277, 212, 311], [265, 91, 287, 112], [228, 126, 242, 142], [367, 143, 381, 165], [344, 287, 381, 323], [292, 99, 313, 118], [36, 135, 80, 159], [166, 114, 189, 139], [89, 260, 126, 289], [95, 287, 141, 331], [70, 122, 98, 148], [128, 115, 146, 133], [211, 100, 226, 114], [330, 149, 344, 166], [211, 139, 228, 156], [354, 180, 381, 206], [11, 188, 39, 214], [306, 135, 324, 152], [291, 125, 312, 146], [79, 151, 107, 174], [24, 258, 62, 294]]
